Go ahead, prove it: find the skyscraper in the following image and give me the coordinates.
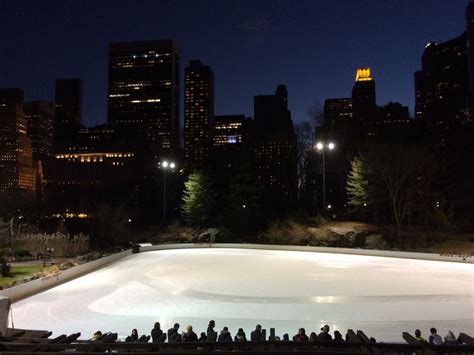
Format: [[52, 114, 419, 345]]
[[108, 40, 180, 157], [466, 1, 474, 95], [352, 68, 377, 125], [414, 35, 470, 143], [254, 85, 297, 212], [24, 101, 55, 161], [323, 98, 353, 126], [54, 79, 82, 145], [184, 60, 214, 169], [0, 89, 36, 194]]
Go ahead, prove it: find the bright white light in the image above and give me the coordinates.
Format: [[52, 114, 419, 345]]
[[242, 204, 246, 208], [128, 219, 132, 223], [363, 203, 367, 207], [328, 142, 335, 150], [162, 161, 169, 168], [170, 162, 176, 169], [327, 204, 332, 209], [316, 142, 324, 151]]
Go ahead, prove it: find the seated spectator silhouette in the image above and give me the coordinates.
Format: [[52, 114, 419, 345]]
[[293, 328, 309, 341], [182, 325, 198, 342], [251, 324, 263, 341], [444, 331, 458, 345], [333, 330, 344, 342], [282, 334, 290, 342], [414, 329, 427, 343], [125, 328, 139, 342], [199, 332, 207, 342], [309, 332, 317, 342], [318, 325, 333, 341], [234, 328, 247, 342], [429, 328, 443, 345], [206, 320, 217, 342], [151, 322, 166, 343], [167, 323, 181, 343], [91, 331, 102, 341], [218, 326, 233, 342]]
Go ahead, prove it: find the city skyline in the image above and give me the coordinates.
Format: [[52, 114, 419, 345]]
[[0, 0, 468, 127]]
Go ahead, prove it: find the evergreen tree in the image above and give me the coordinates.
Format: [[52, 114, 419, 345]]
[[223, 155, 263, 237], [181, 171, 217, 227], [346, 155, 370, 211]]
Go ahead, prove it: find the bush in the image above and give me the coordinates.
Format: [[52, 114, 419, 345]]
[[16, 232, 90, 258], [0, 257, 10, 277]]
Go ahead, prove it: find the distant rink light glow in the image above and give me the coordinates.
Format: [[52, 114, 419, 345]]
[[11, 248, 474, 342]]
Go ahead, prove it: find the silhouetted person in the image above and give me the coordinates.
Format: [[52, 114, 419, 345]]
[[151, 322, 166, 343], [333, 330, 344, 342], [182, 325, 198, 342], [91, 331, 102, 341], [293, 328, 309, 342], [234, 328, 247, 342], [126, 328, 138, 342], [206, 320, 217, 342], [444, 331, 457, 345], [199, 332, 207, 342], [282, 334, 290, 342], [415, 329, 427, 343], [251, 325, 263, 341], [317, 325, 332, 341], [429, 328, 443, 345], [309, 332, 317, 342], [218, 327, 232, 342], [168, 323, 180, 343]]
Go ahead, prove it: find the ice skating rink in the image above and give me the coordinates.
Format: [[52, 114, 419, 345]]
[[11, 248, 474, 342]]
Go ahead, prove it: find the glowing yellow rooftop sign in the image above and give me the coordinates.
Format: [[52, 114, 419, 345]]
[[355, 68, 373, 82]]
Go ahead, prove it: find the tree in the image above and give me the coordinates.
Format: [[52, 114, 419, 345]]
[[294, 121, 315, 201], [223, 155, 263, 237], [346, 155, 370, 211], [347, 144, 438, 246], [306, 100, 324, 128], [181, 171, 217, 227], [91, 203, 132, 246]]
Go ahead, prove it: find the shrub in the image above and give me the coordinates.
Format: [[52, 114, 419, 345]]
[[0, 257, 10, 277], [16, 232, 90, 258]]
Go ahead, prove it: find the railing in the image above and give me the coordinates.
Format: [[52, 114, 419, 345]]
[[1, 338, 473, 354]]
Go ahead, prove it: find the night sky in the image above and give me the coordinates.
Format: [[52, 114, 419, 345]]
[[0, 0, 468, 127]]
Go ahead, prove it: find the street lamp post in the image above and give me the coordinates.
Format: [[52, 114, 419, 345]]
[[161, 160, 176, 226], [314, 141, 335, 211]]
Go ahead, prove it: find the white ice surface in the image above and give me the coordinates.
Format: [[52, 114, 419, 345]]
[[10, 248, 474, 342]]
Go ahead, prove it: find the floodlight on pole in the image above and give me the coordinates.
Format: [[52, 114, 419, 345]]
[[160, 160, 176, 227], [314, 141, 336, 211]]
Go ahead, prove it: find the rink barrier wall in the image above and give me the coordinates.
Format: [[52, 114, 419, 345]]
[[0, 249, 132, 303], [2, 242, 472, 304], [138, 243, 474, 264]]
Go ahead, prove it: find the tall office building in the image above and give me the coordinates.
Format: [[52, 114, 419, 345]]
[[352, 68, 377, 125], [414, 35, 470, 143], [24, 101, 55, 161], [108, 40, 180, 156], [184, 60, 214, 169], [0, 89, 36, 194], [323, 98, 353, 126], [254, 85, 297, 211], [212, 115, 248, 149], [54, 79, 82, 145], [466, 1, 474, 94]]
